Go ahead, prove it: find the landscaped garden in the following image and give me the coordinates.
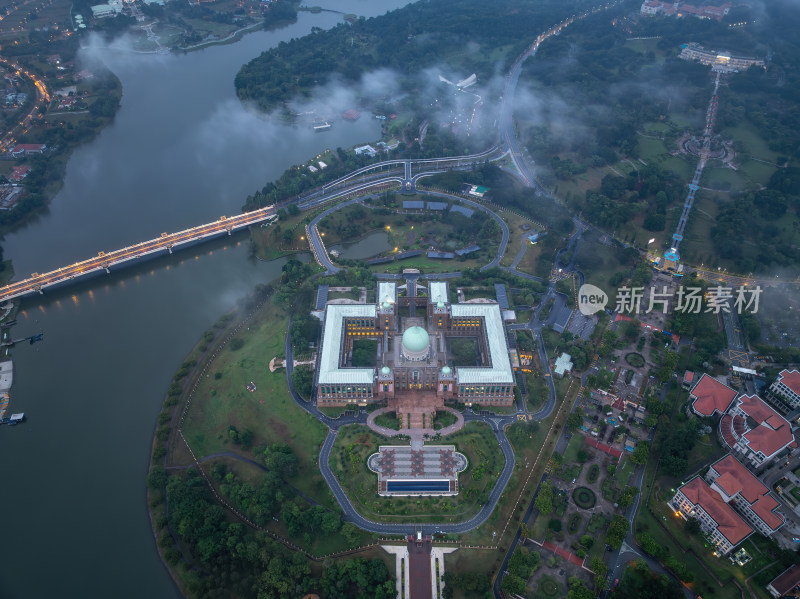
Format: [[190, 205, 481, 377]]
[[374, 411, 401, 430], [586, 463, 600, 484], [567, 513, 582, 535], [625, 352, 645, 368], [537, 575, 561, 597], [572, 487, 596, 509]]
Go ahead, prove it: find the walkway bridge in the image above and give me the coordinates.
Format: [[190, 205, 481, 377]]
[[664, 72, 721, 265], [0, 206, 278, 303]]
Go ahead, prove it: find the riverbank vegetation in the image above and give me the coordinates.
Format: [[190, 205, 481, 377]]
[[148, 282, 400, 597], [0, 32, 122, 272], [235, 0, 592, 113]]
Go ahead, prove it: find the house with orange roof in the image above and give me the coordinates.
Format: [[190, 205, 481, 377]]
[[722, 394, 795, 468], [706, 454, 785, 538], [690, 374, 737, 417], [769, 369, 800, 409], [669, 476, 753, 555]]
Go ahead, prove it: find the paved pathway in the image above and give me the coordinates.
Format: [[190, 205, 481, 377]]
[[366, 406, 465, 440]]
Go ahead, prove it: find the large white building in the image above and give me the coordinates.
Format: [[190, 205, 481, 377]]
[[315, 281, 515, 425]]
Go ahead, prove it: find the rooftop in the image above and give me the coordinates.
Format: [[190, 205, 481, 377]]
[[690, 374, 737, 416], [769, 564, 800, 597], [318, 304, 376, 385], [679, 477, 753, 546], [710, 454, 784, 531], [734, 394, 793, 458], [378, 281, 397, 307], [450, 303, 513, 384], [776, 369, 800, 396], [429, 281, 448, 305], [554, 352, 573, 376]]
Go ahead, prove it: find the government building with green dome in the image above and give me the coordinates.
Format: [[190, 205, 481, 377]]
[[315, 280, 516, 424]]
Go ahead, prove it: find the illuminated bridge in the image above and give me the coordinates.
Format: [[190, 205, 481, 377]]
[[0, 206, 277, 303], [664, 72, 721, 266]]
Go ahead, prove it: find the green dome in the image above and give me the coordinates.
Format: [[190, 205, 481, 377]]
[[402, 326, 430, 353], [382, 301, 391, 310], [437, 301, 445, 309], [381, 366, 391, 376], [441, 366, 451, 376]]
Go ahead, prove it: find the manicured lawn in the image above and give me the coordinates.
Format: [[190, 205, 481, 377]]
[[375, 411, 401, 430], [721, 124, 781, 163], [180, 302, 331, 505], [738, 159, 777, 187], [563, 433, 585, 463], [329, 422, 504, 522], [434, 410, 458, 429], [685, 434, 727, 475]]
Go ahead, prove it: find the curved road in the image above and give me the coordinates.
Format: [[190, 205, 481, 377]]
[[306, 187, 510, 275], [282, 317, 522, 535]]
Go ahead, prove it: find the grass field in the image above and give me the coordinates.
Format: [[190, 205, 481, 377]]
[[701, 166, 748, 191], [721, 124, 781, 164], [639, 498, 776, 599], [328, 422, 504, 522], [738, 159, 777, 188], [499, 209, 544, 268], [180, 302, 332, 506]]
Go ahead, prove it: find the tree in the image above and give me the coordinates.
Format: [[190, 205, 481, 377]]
[[535, 481, 554, 515], [591, 557, 608, 589], [500, 574, 526, 595], [606, 515, 629, 549], [567, 407, 584, 431], [685, 517, 702, 535], [566, 576, 594, 599], [630, 441, 650, 465], [636, 531, 661, 557], [618, 486, 639, 509]]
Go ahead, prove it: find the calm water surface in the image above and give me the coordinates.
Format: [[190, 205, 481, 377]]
[[0, 1, 410, 597]]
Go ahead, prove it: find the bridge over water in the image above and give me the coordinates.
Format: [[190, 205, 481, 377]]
[[0, 206, 278, 303], [0, 150, 508, 304]]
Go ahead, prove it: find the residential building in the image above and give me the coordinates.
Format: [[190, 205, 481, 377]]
[[770, 369, 800, 409], [706, 454, 785, 537], [8, 165, 30, 182], [767, 564, 800, 598], [669, 477, 753, 555], [10, 144, 46, 157]]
